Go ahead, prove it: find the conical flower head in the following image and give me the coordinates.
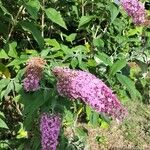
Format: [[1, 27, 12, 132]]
[[23, 57, 46, 91], [40, 113, 61, 150], [53, 67, 127, 121], [120, 0, 146, 25]]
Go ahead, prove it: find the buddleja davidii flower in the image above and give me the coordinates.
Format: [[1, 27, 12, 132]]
[[23, 57, 46, 92], [52, 67, 127, 121], [120, 0, 146, 25], [40, 113, 61, 150]]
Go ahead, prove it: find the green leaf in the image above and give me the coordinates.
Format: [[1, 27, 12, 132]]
[[108, 3, 119, 23], [78, 16, 94, 28], [7, 58, 27, 67], [95, 52, 112, 66], [109, 59, 127, 76], [0, 112, 8, 129], [25, 0, 40, 20], [0, 0, 12, 16], [1, 80, 14, 99], [66, 33, 77, 42], [0, 64, 11, 78], [116, 73, 142, 100], [87, 59, 97, 67], [44, 38, 60, 50], [75, 127, 88, 138], [45, 8, 67, 29], [135, 59, 148, 73], [86, 105, 91, 121], [31, 135, 41, 150], [20, 20, 44, 48], [100, 121, 109, 129], [0, 79, 10, 92], [0, 49, 9, 59], [21, 90, 47, 115], [93, 38, 104, 48], [8, 42, 18, 58], [64, 109, 74, 125], [127, 27, 143, 36], [0, 118, 8, 129], [40, 49, 50, 57], [90, 111, 99, 127], [17, 127, 27, 139], [71, 57, 78, 68], [20, 90, 48, 129]]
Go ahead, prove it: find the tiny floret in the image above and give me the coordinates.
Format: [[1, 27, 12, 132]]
[[40, 113, 61, 150], [121, 0, 146, 25], [53, 67, 127, 121], [23, 57, 46, 91]]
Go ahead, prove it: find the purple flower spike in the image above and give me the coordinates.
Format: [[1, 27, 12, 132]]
[[40, 113, 61, 150], [52, 67, 127, 121], [23, 57, 46, 92], [120, 0, 146, 25]]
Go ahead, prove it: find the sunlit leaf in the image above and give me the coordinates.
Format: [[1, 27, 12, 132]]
[[8, 42, 18, 58], [95, 52, 113, 66], [0, 63, 11, 78], [109, 59, 127, 76], [108, 3, 119, 23], [0, 49, 9, 59], [45, 8, 67, 29], [78, 16, 94, 28]]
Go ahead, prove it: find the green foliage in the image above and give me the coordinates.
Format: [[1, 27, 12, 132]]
[[0, 0, 149, 149]]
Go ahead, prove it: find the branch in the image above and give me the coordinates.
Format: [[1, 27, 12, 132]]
[[41, 0, 45, 38], [6, 5, 24, 42]]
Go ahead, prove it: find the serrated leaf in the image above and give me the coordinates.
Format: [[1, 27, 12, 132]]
[[25, 0, 40, 20], [0, 49, 9, 59], [20, 20, 44, 48], [116, 73, 142, 100], [95, 52, 112, 66], [45, 8, 67, 29], [78, 16, 94, 28], [109, 59, 127, 76]]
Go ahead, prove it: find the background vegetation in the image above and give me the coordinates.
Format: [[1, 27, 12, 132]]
[[0, 0, 149, 149]]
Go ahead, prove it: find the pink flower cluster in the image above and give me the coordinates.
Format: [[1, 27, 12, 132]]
[[40, 113, 61, 150], [23, 57, 46, 91], [52, 67, 127, 121], [121, 0, 146, 25]]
